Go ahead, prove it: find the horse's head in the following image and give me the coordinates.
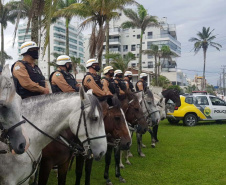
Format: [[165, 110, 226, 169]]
[[162, 89, 181, 107], [101, 95, 131, 150], [69, 88, 107, 161], [142, 89, 161, 125], [123, 91, 148, 134], [0, 65, 29, 154]]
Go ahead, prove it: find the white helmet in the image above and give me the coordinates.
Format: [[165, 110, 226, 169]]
[[103, 66, 114, 74], [86, 58, 98, 68], [114, 69, 123, 76], [56, 55, 71, 65], [124, 71, 132, 77], [140, 73, 147, 78], [20, 41, 39, 55]]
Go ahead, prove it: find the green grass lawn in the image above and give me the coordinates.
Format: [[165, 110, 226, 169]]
[[47, 120, 226, 185]]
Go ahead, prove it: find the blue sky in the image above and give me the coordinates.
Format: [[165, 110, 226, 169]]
[[2, 0, 226, 85]]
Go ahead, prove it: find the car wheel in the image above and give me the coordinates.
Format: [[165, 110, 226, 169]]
[[168, 118, 180, 124], [183, 114, 197, 126]]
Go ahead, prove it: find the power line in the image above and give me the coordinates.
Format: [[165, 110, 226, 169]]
[[176, 67, 220, 74]]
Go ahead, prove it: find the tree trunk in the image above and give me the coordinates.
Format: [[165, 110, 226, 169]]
[[105, 19, 110, 65], [1, 24, 4, 66], [66, 18, 69, 56], [202, 48, 207, 90], [138, 29, 144, 76], [154, 55, 157, 85], [47, 34, 50, 79], [31, 5, 39, 45]]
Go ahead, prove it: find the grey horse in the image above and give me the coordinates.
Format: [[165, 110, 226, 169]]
[[0, 88, 107, 185]]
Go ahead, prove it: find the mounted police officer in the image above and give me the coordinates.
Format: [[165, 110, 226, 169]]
[[102, 66, 118, 95], [114, 70, 126, 96], [124, 71, 135, 92], [136, 73, 148, 92], [12, 41, 49, 99], [82, 59, 111, 98], [49, 55, 80, 93]]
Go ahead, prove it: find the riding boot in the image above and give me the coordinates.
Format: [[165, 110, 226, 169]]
[[75, 155, 84, 185], [153, 125, 159, 142]]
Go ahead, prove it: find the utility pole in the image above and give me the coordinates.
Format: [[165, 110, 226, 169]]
[[223, 68, 226, 96]]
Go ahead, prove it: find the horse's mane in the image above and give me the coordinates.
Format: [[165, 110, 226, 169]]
[[145, 89, 154, 99], [23, 92, 103, 121]]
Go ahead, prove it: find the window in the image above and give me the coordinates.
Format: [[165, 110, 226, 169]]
[[79, 41, 83, 46], [210, 97, 225, 106], [133, 35, 135, 37], [194, 96, 209, 105], [148, 32, 153, 39], [137, 44, 140, 48], [185, 97, 194, 104], [131, 45, 136, 51], [148, 55, 153, 59], [137, 35, 140, 39], [123, 45, 128, 52], [131, 63, 136, 67], [148, 62, 153, 68]]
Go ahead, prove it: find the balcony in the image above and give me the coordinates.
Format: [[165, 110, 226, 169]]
[[109, 28, 120, 36], [103, 48, 120, 54], [146, 34, 181, 46], [103, 38, 121, 45]]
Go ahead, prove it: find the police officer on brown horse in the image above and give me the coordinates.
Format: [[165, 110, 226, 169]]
[[12, 41, 49, 99], [136, 73, 148, 92], [49, 55, 80, 93], [82, 58, 112, 97], [124, 71, 135, 92]]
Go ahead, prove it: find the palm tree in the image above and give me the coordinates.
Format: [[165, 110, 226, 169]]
[[53, 0, 137, 68], [121, 4, 158, 75], [105, 52, 135, 73], [143, 44, 159, 85], [189, 27, 222, 90], [0, 0, 20, 66]]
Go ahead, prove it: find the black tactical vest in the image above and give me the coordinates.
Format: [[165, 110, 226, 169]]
[[114, 79, 127, 91], [136, 80, 147, 92], [82, 72, 102, 92], [49, 70, 79, 93], [124, 78, 135, 92], [11, 60, 45, 99]]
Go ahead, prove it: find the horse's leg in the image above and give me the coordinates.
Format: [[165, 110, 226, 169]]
[[125, 150, 132, 165], [114, 147, 126, 183], [140, 133, 146, 148], [153, 125, 159, 142], [75, 155, 84, 185], [104, 145, 113, 185], [58, 159, 71, 185], [148, 126, 156, 148], [119, 150, 125, 168], [136, 132, 145, 157], [84, 158, 93, 185], [38, 160, 52, 185], [127, 130, 133, 157]]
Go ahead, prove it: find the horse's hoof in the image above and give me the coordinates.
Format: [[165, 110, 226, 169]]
[[127, 152, 133, 157], [142, 144, 146, 148], [119, 176, 126, 183], [126, 160, 131, 165], [106, 179, 113, 185], [120, 164, 125, 168], [151, 143, 156, 148], [139, 152, 146, 157]]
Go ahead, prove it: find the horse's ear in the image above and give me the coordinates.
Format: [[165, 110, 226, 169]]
[[2, 65, 11, 78], [79, 86, 89, 100]]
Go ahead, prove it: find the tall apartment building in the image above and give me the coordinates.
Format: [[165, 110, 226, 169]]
[[84, 12, 188, 86], [17, 19, 85, 79]]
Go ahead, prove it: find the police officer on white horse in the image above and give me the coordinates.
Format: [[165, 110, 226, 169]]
[[49, 55, 80, 93]]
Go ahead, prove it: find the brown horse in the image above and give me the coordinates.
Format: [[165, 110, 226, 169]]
[[37, 97, 131, 185]]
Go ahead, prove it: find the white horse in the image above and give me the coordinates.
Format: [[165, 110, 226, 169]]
[[0, 88, 107, 185], [0, 65, 29, 155]]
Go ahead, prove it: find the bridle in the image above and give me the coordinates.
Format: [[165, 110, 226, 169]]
[[74, 100, 106, 157], [0, 120, 26, 154]]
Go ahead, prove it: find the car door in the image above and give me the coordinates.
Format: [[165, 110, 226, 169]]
[[209, 96, 226, 120], [194, 96, 212, 120]]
